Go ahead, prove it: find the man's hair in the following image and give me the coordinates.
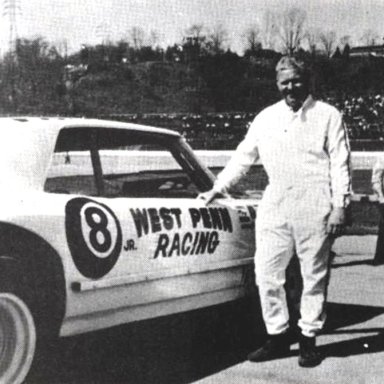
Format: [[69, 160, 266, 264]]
[[275, 55, 311, 79]]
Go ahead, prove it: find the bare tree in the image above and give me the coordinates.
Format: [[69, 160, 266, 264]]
[[129, 27, 145, 49], [206, 24, 228, 54], [185, 24, 205, 40], [304, 28, 318, 54], [149, 30, 159, 48], [184, 24, 207, 49], [96, 23, 111, 45], [319, 30, 337, 57], [55, 39, 69, 60], [243, 25, 262, 53], [339, 35, 351, 47], [360, 29, 379, 46], [260, 10, 277, 50], [276, 7, 306, 54]]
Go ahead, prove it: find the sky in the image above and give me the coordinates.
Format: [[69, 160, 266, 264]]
[[0, 0, 384, 55]]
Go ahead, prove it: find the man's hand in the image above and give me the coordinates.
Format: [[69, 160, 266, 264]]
[[197, 189, 223, 205], [326, 207, 346, 237]]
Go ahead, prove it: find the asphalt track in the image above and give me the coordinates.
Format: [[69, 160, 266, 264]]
[[25, 235, 384, 384], [196, 235, 384, 384]]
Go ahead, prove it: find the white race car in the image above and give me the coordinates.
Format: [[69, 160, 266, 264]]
[[0, 117, 259, 383]]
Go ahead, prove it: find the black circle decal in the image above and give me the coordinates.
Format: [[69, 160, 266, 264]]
[[66, 198, 122, 279]]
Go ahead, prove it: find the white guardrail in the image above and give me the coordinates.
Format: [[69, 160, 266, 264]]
[[194, 151, 382, 203], [194, 150, 383, 170], [49, 150, 383, 202]]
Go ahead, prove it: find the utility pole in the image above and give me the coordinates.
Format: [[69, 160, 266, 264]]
[[3, 0, 21, 112], [3, 0, 20, 55]]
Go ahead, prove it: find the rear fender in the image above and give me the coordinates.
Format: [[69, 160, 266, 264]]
[[0, 222, 66, 337]]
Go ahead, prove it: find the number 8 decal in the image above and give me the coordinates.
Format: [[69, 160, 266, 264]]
[[66, 198, 122, 279]]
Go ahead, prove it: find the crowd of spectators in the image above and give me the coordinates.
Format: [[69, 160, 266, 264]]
[[107, 93, 384, 150], [108, 112, 255, 149], [325, 93, 384, 142]]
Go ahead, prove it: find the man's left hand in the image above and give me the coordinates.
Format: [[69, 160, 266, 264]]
[[326, 207, 346, 237]]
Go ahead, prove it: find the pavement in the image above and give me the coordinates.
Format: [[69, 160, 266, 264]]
[[195, 235, 384, 384]]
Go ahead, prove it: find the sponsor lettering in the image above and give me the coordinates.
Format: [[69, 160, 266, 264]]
[[189, 207, 233, 232], [153, 231, 220, 258], [236, 205, 257, 230], [124, 239, 137, 251], [130, 206, 233, 237], [130, 207, 182, 237]]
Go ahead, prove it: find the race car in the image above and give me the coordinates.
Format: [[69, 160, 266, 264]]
[[0, 117, 260, 383]]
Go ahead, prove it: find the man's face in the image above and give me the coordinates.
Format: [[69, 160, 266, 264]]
[[276, 68, 310, 111]]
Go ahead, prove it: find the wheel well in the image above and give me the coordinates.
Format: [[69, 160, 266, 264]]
[[0, 223, 66, 338]]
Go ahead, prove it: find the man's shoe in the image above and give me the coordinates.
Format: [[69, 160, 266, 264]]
[[298, 334, 322, 367], [247, 333, 290, 362]]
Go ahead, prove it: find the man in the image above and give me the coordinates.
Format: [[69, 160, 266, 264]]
[[199, 55, 351, 367]]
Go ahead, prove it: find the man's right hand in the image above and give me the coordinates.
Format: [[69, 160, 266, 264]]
[[197, 189, 222, 205]]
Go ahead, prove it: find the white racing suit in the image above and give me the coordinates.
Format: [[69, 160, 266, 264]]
[[214, 96, 351, 337], [372, 157, 384, 202]]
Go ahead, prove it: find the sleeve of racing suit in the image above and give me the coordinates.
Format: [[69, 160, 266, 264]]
[[213, 117, 261, 194], [372, 158, 384, 203], [327, 110, 352, 208]]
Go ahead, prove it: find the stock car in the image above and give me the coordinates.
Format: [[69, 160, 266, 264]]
[[0, 117, 260, 383]]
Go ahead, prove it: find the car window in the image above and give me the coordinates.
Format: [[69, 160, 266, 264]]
[[44, 127, 201, 198], [45, 150, 97, 195], [100, 144, 199, 198]]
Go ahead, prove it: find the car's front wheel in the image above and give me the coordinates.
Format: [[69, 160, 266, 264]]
[[0, 293, 36, 384]]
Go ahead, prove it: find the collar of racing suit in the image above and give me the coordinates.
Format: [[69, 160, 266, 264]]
[[282, 95, 315, 120]]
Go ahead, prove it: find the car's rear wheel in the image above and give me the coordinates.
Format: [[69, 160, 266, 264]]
[[0, 293, 36, 384]]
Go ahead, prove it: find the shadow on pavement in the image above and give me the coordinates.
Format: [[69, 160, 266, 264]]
[[320, 332, 384, 358], [26, 297, 265, 384], [318, 302, 384, 359], [332, 258, 375, 268], [325, 302, 384, 331], [25, 296, 384, 382]]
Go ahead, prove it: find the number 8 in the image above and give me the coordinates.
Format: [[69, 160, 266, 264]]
[[85, 206, 112, 253], [66, 198, 122, 279]]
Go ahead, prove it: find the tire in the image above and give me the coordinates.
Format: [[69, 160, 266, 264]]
[[0, 256, 51, 383], [0, 293, 36, 384]]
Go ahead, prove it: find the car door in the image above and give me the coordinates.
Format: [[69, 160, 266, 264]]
[[46, 125, 258, 334]]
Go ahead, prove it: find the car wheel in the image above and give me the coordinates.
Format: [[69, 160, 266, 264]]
[[0, 293, 36, 384]]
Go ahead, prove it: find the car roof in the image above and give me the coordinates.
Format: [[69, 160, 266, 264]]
[[0, 117, 182, 192], [0, 116, 181, 138]]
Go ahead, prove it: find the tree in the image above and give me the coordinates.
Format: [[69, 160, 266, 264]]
[[199, 51, 245, 111], [277, 7, 306, 54], [360, 29, 379, 46], [342, 43, 350, 59], [319, 30, 337, 58], [243, 25, 262, 54], [206, 24, 228, 55], [339, 35, 351, 47], [115, 40, 129, 63], [304, 29, 318, 55], [129, 27, 145, 49], [332, 47, 342, 59], [185, 24, 205, 41], [55, 39, 69, 61], [149, 30, 159, 48], [260, 10, 278, 50], [183, 24, 207, 63], [0, 38, 65, 114]]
